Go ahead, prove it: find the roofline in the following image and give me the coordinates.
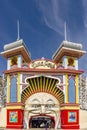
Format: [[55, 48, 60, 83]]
[[52, 46, 86, 62], [1, 46, 31, 62], [52, 40, 86, 61]]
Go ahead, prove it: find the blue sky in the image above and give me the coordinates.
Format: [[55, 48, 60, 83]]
[[0, 0, 87, 75]]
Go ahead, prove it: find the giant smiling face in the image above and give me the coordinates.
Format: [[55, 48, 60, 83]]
[[24, 92, 60, 129]]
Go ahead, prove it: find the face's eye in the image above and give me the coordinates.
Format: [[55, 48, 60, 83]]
[[31, 99, 40, 108], [45, 104, 53, 108], [32, 104, 41, 108], [46, 99, 55, 108]]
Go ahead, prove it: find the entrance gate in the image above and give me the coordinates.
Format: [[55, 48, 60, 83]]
[[2, 39, 84, 129]]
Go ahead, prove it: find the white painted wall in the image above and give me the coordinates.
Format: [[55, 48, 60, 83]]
[[0, 107, 6, 128], [80, 109, 87, 129]]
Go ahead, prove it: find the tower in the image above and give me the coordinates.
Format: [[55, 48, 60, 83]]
[[52, 40, 86, 129], [1, 39, 31, 128]]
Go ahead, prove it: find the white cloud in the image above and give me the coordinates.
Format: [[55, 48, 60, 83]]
[[36, 0, 69, 36], [35, 0, 87, 75], [82, 0, 87, 28]]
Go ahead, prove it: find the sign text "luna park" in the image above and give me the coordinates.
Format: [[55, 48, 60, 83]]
[[29, 60, 57, 69]]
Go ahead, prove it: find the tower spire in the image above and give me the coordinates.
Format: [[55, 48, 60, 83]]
[[64, 21, 67, 41], [17, 20, 20, 40]]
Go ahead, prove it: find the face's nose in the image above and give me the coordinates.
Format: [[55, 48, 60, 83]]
[[41, 105, 46, 113]]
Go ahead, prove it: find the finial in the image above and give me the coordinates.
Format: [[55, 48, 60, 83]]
[[17, 20, 20, 41], [41, 57, 45, 60]]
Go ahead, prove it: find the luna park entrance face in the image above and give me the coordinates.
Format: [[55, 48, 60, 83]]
[[24, 93, 60, 129], [29, 116, 55, 128]]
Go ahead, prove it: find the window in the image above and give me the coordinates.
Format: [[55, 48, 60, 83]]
[[10, 77, 17, 102], [68, 77, 75, 103]]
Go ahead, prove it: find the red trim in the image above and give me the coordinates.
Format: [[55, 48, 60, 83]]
[[61, 124, 80, 129], [4, 67, 84, 75], [6, 102, 24, 106], [6, 125, 24, 129], [60, 103, 80, 107]]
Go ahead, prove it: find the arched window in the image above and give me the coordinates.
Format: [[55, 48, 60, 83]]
[[10, 77, 17, 102], [68, 76, 75, 103]]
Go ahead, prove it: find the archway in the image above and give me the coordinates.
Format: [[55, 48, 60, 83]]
[[21, 76, 64, 104]]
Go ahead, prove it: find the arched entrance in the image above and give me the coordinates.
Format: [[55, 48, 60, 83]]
[[24, 93, 60, 129], [21, 76, 64, 129]]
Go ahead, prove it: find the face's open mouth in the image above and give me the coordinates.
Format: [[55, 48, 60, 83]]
[[29, 115, 55, 128]]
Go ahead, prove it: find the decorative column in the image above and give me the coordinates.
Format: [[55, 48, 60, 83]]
[[17, 73, 21, 102], [7, 74, 10, 103], [7, 58, 10, 70], [18, 55, 22, 67], [63, 56, 68, 68], [76, 75, 79, 103], [65, 74, 68, 103]]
